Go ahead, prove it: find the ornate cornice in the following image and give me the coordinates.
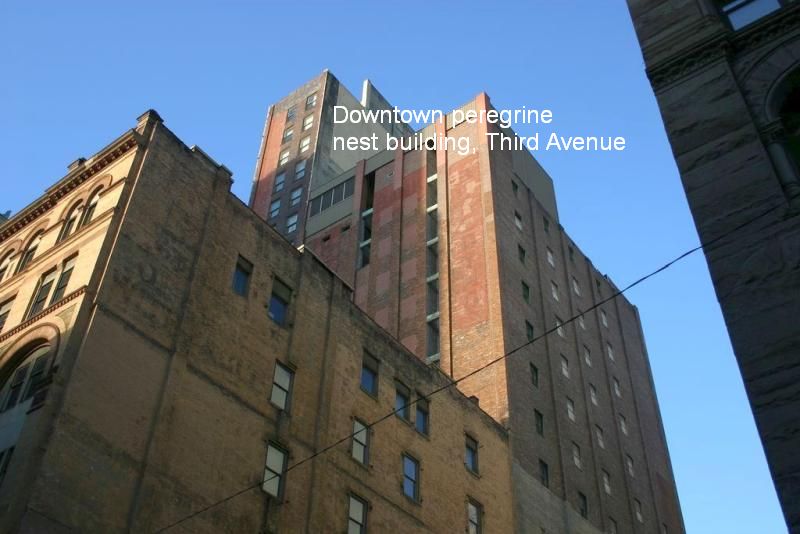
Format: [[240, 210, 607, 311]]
[[0, 132, 140, 242], [647, 4, 800, 90], [0, 286, 87, 344]]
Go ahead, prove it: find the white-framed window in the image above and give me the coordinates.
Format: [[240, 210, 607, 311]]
[[270, 362, 294, 410], [583, 345, 592, 367], [619, 414, 628, 436], [626, 454, 635, 477], [295, 159, 307, 180], [274, 172, 286, 192], [567, 397, 576, 422], [607, 343, 615, 361], [596, 425, 605, 449], [269, 199, 281, 219], [299, 136, 311, 153], [589, 384, 598, 406], [290, 187, 303, 207], [572, 441, 582, 468], [286, 214, 298, 234], [546, 248, 555, 267], [282, 126, 293, 143], [514, 211, 523, 230], [278, 149, 290, 167], [302, 114, 314, 131], [305, 92, 317, 109], [262, 444, 288, 498], [467, 499, 483, 534], [551, 281, 559, 301], [578, 314, 586, 330], [561, 355, 569, 378], [634, 498, 644, 523], [601, 309, 608, 327], [613, 377, 622, 398], [348, 494, 368, 534], [286, 105, 296, 123], [0, 297, 14, 333], [602, 470, 612, 495], [572, 277, 581, 296], [402, 454, 420, 501], [555, 317, 565, 338], [352, 419, 369, 465]]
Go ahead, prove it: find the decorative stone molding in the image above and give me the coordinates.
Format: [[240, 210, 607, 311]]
[[0, 286, 86, 345]]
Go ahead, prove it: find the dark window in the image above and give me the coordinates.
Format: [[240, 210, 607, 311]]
[[344, 177, 355, 198], [282, 126, 293, 143], [426, 317, 440, 361], [360, 352, 379, 396], [402, 454, 419, 500], [27, 270, 57, 319], [309, 195, 322, 217], [525, 321, 534, 342], [269, 199, 281, 219], [578, 491, 588, 518], [274, 172, 286, 193], [16, 233, 42, 274], [286, 105, 297, 123], [415, 398, 429, 435], [0, 252, 14, 281], [511, 180, 519, 196], [80, 189, 101, 228], [518, 245, 526, 263], [295, 159, 306, 180], [57, 202, 82, 243], [543, 216, 550, 234], [0, 298, 14, 333], [1, 363, 30, 412], [0, 447, 15, 489], [717, 0, 783, 30], [426, 278, 439, 316], [535, 410, 544, 436], [395, 382, 411, 420], [539, 459, 549, 488], [530, 363, 539, 387], [268, 278, 291, 326], [522, 281, 530, 303], [290, 187, 303, 207], [22, 354, 49, 401], [232, 256, 252, 297], [465, 435, 479, 473]]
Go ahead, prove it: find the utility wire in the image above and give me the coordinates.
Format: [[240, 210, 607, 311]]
[[154, 201, 784, 533]]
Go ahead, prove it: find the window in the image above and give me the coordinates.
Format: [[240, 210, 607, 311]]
[[269, 199, 281, 219], [555, 317, 565, 338], [360, 352, 378, 396], [543, 216, 550, 234], [299, 136, 311, 153], [626, 454, 635, 477], [521, 281, 530, 303], [306, 92, 317, 109], [578, 314, 586, 330], [578, 491, 588, 518], [0, 345, 50, 413], [262, 444, 287, 498], [662, 524, 668, 534], [539, 459, 549, 488], [282, 126, 293, 143], [416, 397, 429, 435], [278, 149, 290, 167], [589, 384, 598, 406], [572, 441, 583, 469], [352, 419, 369, 465], [567, 397, 576, 422], [583, 346, 592, 367], [561, 355, 569, 378], [270, 362, 294, 410], [268, 278, 291, 326], [465, 435, 479, 473], [286, 214, 298, 234], [602, 470, 612, 494], [546, 248, 555, 267], [348, 494, 368, 534], [551, 281, 559, 301], [290, 187, 302, 207], [80, 189, 101, 228], [467, 499, 483, 534], [0, 252, 14, 282], [358, 210, 372, 268], [426, 317, 440, 363], [232, 256, 252, 297], [402, 454, 419, 501], [395, 382, 411, 420], [514, 211, 523, 230], [634, 498, 643, 523], [0, 298, 14, 332], [526, 320, 534, 342], [596, 425, 605, 449], [572, 277, 581, 296], [518, 245, 526, 263], [619, 414, 628, 435], [427, 278, 439, 316], [601, 309, 608, 327], [295, 159, 307, 180], [286, 105, 296, 123], [535, 410, 544, 435], [608, 517, 618, 534], [302, 114, 314, 131], [530, 363, 539, 387], [57, 202, 83, 243], [606, 343, 615, 362], [717, 0, 783, 30], [613, 377, 622, 398], [16, 233, 42, 274], [511, 179, 519, 196], [274, 172, 286, 192], [26, 270, 57, 319], [568, 245, 575, 263]]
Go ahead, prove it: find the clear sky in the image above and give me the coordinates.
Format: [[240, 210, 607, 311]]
[[0, 1, 786, 532]]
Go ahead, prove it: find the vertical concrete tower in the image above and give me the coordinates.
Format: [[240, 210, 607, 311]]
[[625, 2, 800, 531]]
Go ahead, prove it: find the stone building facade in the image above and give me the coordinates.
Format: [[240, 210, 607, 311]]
[[252, 76, 685, 533], [0, 112, 516, 533], [625, 1, 800, 531]]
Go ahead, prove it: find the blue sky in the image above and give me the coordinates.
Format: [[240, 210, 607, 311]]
[[0, 1, 786, 532]]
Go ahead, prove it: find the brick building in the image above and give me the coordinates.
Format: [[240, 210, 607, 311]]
[[0, 112, 519, 532], [625, 2, 800, 531], [252, 74, 685, 533]]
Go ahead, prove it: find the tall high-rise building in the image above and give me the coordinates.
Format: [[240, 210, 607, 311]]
[[252, 73, 685, 533], [625, 2, 800, 531]]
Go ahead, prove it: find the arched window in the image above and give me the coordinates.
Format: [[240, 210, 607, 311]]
[[56, 201, 83, 243], [79, 188, 102, 228], [14, 232, 42, 275], [0, 345, 50, 414], [0, 251, 14, 282]]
